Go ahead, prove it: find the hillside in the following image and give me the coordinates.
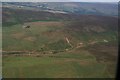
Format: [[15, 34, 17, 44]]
[[2, 7, 76, 26], [3, 7, 118, 51], [3, 2, 118, 16], [2, 2, 118, 78], [2, 7, 118, 27]]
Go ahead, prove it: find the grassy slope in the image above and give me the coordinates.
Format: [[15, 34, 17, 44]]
[[3, 51, 109, 78], [2, 20, 118, 78], [2, 7, 118, 78], [3, 21, 118, 51], [3, 21, 64, 51]]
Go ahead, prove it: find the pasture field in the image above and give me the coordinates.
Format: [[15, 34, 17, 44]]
[[2, 2, 118, 78], [3, 51, 110, 78], [3, 21, 117, 51], [2, 21, 118, 78], [3, 21, 65, 51]]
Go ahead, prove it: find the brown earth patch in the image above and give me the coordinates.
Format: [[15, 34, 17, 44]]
[[62, 58, 96, 66], [11, 33, 25, 39], [25, 21, 64, 27], [78, 60, 95, 66], [54, 58, 94, 66], [23, 37, 36, 41], [42, 30, 65, 41]]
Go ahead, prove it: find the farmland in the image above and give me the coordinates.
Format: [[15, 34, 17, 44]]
[[2, 2, 118, 78], [2, 21, 118, 78]]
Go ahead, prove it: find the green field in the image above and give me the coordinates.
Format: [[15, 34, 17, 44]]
[[2, 20, 118, 78], [2, 3, 118, 78], [3, 51, 110, 78], [3, 21, 65, 51]]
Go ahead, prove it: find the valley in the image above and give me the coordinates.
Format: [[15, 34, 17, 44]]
[[2, 2, 118, 78]]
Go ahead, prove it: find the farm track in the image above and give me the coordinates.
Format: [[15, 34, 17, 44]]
[[2, 46, 81, 57], [2, 51, 52, 56], [2, 41, 97, 57], [2, 40, 108, 57]]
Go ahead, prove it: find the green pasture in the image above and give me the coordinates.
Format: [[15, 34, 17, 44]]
[[3, 52, 110, 78], [2, 21, 117, 78]]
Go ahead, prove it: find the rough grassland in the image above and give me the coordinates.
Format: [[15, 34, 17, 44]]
[[3, 53, 109, 78], [2, 21, 117, 78]]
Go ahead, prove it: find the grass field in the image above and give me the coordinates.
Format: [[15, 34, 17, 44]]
[[2, 3, 118, 78], [3, 21, 65, 51], [3, 51, 110, 78], [2, 21, 118, 78], [3, 45, 117, 78]]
